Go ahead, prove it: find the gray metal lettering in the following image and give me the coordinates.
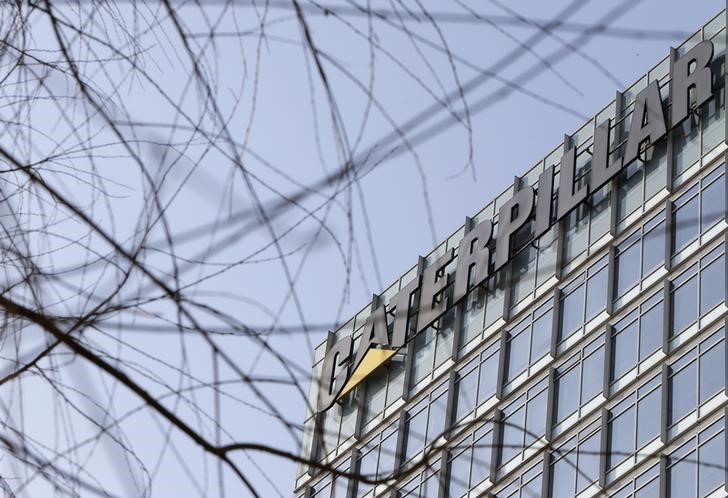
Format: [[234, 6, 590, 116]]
[[671, 40, 714, 126], [624, 81, 668, 166], [453, 218, 493, 304], [534, 165, 555, 239], [589, 119, 620, 191], [389, 276, 420, 347], [352, 297, 390, 370], [417, 249, 455, 333], [495, 186, 535, 270], [557, 135, 587, 219], [317, 335, 352, 412]]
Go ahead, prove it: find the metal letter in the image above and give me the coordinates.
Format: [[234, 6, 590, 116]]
[[417, 249, 455, 333], [495, 187, 535, 270], [534, 165, 555, 239], [670, 40, 714, 127], [589, 119, 621, 191], [316, 335, 352, 412], [352, 297, 390, 370], [388, 276, 420, 348], [453, 218, 493, 305], [557, 135, 587, 220], [624, 81, 668, 166]]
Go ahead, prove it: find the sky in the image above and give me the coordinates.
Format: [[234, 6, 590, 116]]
[[1, 1, 727, 497]]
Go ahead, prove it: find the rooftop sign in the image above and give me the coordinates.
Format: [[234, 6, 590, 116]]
[[317, 40, 716, 413]]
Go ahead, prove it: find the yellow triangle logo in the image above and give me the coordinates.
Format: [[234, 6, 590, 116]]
[[337, 348, 399, 401]]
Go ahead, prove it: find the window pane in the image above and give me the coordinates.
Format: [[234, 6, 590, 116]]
[[673, 116, 700, 178], [537, 228, 558, 287], [618, 163, 643, 222], [636, 478, 659, 498], [561, 285, 584, 340], [701, 77, 725, 154], [462, 289, 485, 345], [616, 242, 640, 297], [645, 140, 667, 199], [379, 432, 397, 478], [455, 369, 477, 422], [555, 368, 580, 423], [341, 397, 358, 441], [670, 362, 697, 425], [405, 409, 427, 459], [399, 477, 418, 498], [530, 309, 552, 362], [364, 369, 387, 424], [576, 432, 601, 493], [358, 450, 376, 496], [501, 408, 525, 465], [586, 266, 608, 321], [564, 209, 589, 263], [314, 481, 332, 498], [471, 430, 492, 486], [699, 341, 725, 404], [611, 484, 632, 498], [591, 185, 611, 242], [506, 329, 530, 381], [435, 311, 455, 367], [386, 359, 406, 407], [643, 220, 665, 275], [494, 481, 517, 498], [485, 275, 505, 328], [525, 389, 548, 446], [640, 302, 663, 361], [448, 450, 470, 498], [428, 393, 448, 444], [698, 434, 725, 497], [478, 353, 499, 403], [512, 246, 537, 305], [672, 276, 698, 334], [412, 327, 435, 384], [636, 388, 660, 448], [332, 475, 348, 498], [522, 470, 543, 498], [700, 256, 725, 315], [322, 407, 341, 452], [700, 175, 725, 233], [613, 321, 639, 380], [668, 455, 696, 498], [582, 347, 604, 401], [609, 407, 635, 469], [673, 194, 699, 252], [551, 454, 577, 498], [423, 473, 439, 498]]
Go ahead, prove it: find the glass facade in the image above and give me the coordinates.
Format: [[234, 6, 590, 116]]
[[297, 11, 728, 498]]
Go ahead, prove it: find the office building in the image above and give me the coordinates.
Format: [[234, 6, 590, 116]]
[[295, 9, 728, 498]]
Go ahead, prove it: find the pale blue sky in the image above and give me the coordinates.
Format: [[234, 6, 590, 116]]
[[4, 1, 727, 497]]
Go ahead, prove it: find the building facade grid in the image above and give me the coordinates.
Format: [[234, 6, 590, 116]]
[[298, 9, 728, 498]]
